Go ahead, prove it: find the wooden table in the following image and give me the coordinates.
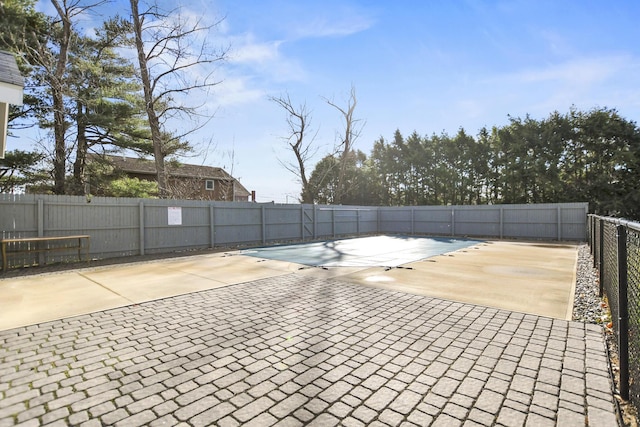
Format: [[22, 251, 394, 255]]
[[1, 235, 90, 271]]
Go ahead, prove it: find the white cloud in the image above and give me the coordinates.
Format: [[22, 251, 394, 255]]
[[223, 32, 308, 83], [466, 53, 640, 124], [505, 54, 634, 86], [230, 38, 283, 64], [291, 14, 375, 39], [212, 76, 265, 106]]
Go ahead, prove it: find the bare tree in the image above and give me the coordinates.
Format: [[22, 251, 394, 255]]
[[269, 93, 319, 203], [129, 0, 227, 198], [325, 84, 364, 204]]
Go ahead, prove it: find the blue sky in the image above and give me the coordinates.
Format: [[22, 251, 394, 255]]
[[26, 0, 640, 202]]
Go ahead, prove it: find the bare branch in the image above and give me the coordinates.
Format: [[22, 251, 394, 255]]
[[323, 84, 366, 204], [269, 92, 320, 203], [129, 0, 227, 198]]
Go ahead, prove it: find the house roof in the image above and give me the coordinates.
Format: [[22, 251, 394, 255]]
[[0, 50, 24, 105], [1, 50, 24, 159], [98, 155, 251, 197]]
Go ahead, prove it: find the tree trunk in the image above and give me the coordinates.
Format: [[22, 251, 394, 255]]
[[326, 85, 359, 205], [73, 100, 87, 194], [51, 0, 72, 194], [129, 0, 167, 198], [52, 90, 66, 194]]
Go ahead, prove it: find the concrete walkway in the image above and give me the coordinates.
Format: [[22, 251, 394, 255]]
[[0, 240, 578, 331], [0, 274, 618, 426]]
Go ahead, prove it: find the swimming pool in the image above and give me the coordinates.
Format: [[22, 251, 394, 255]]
[[240, 235, 481, 267]]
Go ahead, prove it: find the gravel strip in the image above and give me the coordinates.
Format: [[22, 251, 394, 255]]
[[574, 243, 640, 426], [573, 243, 608, 323]]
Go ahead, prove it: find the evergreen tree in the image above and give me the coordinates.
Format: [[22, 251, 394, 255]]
[[0, 150, 47, 193], [67, 17, 149, 195], [329, 107, 639, 218]]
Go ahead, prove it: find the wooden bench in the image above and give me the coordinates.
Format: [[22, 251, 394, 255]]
[[1, 235, 90, 271]]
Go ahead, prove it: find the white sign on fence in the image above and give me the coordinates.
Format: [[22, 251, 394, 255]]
[[168, 207, 182, 225]]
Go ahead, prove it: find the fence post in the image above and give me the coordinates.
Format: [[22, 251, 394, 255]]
[[617, 224, 630, 401], [37, 198, 45, 265], [301, 205, 305, 242], [587, 215, 596, 256], [592, 216, 597, 255], [261, 205, 266, 245], [411, 208, 415, 235], [599, 218, 605, 297], [499, 206, 504, 239], [314, 205, 317, 240], [139, 201, 145, 256], [451, 207, 455, 237], [37, 198, 44, 237], [209, 205, 215, 248], [332, 208, 336, 238], [557, 206, 562, 241], [593, 216, 598, 269]]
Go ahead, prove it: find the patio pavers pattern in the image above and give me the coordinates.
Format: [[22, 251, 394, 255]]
[[0, 274, 618, 426]]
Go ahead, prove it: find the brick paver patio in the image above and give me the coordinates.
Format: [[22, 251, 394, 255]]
[[0, 274, 618, 426]]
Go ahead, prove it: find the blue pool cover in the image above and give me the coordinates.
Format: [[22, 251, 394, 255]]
[[240, 235, 482, 268]]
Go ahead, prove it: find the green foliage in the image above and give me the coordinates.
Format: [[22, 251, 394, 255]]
[[308, 150, 371, 205], [308, 107, 640, 219], [2, 3, 189, 197], [0, 0, 50, 126], [0, 150, 48, 193], [0, 0, 48, 68], [105, 177, 158, 198], [67, 17, 150, 195]]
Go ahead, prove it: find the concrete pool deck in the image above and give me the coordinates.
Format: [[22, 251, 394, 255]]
[[0, 239, 579, 331]]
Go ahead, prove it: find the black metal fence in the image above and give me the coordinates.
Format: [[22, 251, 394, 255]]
[[589, 215, 640, 406]]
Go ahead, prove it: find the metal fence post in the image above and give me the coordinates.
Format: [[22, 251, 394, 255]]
[[599, 218, 605, 297], [617, 224, 630, 401], [591, 215, 596, 254], [592, 216, 597, 254], [587, 215, 595, 256]]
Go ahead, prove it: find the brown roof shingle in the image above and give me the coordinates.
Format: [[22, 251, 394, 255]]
[[0, 50, 24, 88], [97, 155, 251, 197]]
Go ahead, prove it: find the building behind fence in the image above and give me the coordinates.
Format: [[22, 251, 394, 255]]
[[589, 215, 640, 410], [0, 194, 587, 268]]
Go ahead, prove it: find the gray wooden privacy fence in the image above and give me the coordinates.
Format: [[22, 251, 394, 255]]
[[0, 194, 588, 267]]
